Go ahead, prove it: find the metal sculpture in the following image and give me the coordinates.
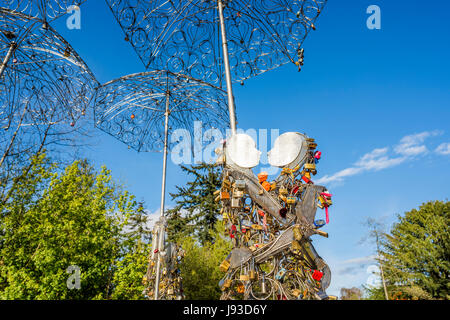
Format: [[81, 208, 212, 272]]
[[144, 217, 185, 300], [93, 70, 229, 299], [105, 0, 327, 134], [215, 132, 335, 300], [102, 0, 330, 300], [0, 7, 97, 172], [2, 0, 86, 21]]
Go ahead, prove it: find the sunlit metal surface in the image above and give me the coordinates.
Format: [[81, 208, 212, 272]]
[[93, 70, 229, 152], [268, 132, 308, 168], [225, 133, 261, 168], [1, 0, 87, 21], [0, 7, 98, 166], [105, 0, 327, 86]]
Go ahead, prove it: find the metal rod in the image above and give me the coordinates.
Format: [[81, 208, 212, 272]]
[[376, 232, 389, 300], [217, 0, 237, 135], [0, 42, 17, 79], [154, 90, 171, 300]]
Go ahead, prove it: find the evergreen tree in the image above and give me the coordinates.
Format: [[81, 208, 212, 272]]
[[365, 200, 449, 300], [166, 163, 222, 245]]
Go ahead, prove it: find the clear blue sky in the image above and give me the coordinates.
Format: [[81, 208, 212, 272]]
[[51, 0, 449, 296]]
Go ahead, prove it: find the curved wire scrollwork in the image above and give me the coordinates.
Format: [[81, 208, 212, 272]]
[[0, 7, 98, 166], [1, 0, 87, 22], [106, 0, 327, 87], [94, 70, 229, 152]]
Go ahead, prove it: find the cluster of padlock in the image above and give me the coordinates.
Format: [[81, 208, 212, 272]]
[[143, 223, 185, 300], [215, 134, 336, 300]]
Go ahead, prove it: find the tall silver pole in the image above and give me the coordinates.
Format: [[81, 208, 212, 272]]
[[0, 42, 17, 79], [154, 90, 170, 300], [218, 0, 237, 135]]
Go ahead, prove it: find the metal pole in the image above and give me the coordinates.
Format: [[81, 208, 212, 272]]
[[376, 233, 389, 300], [154, 90, 171, 300], [0, 42, 17, 79], [217, 0, 237, 135]]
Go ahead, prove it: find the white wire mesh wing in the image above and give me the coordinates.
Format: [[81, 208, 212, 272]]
[[94, 70, 229, 152], [105, 0, 327, 86]]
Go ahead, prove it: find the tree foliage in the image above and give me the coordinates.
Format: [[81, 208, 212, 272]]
[[340, 287, 363, 300], [166, 163, 222, 245], [364, 200, 449, 300], [0, 154, 148, 299], [179, 222, 232, 300]]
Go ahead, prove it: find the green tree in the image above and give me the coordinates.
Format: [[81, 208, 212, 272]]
[[364, 200, 449, 300], [179, 222, 232, 300], [166, 163, 222, 245], [340, 287, 363, 300], [0, 154, 140, 299], [110, 203, 152, 300]]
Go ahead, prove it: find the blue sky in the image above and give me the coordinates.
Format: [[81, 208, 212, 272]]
[[50, 0, 450, 297]]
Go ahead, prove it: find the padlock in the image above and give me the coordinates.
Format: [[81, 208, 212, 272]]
[[279, 186, 288, 196], [236, 283, 245, 294], [293, 225, 303, 241], [279, 195, 287, 203], [224, 279, 232, 288], [275, 268, 287, 280], [304, 163, 316, 170], [292, 239, 302, 251], [314, 151, 322, 160], [302, 175, 312, 184], [326, 199, 333, 206], [270, 182, 277, 191], [286, 196, 296, 205], [64, 47, 71, 57], [312, 270, 324, 281], [317, 202, 324, 209], [231, 197, 241, 208], [167, 287, 174, 295], [314, 219, 326, 229], [241, 219, 252, 229], [222, 179, 231, 189], [261, 181, 271, 192], [252, 224, 263, 231], [308, 142, 318, 149], [222, 211, 230, 220], [221, 279, 232, 291], [261, 276, 267, 294], [233, 189, 244, 198], [318, 195, 326, 205], [221, 191, 230, 200], [248, 259, 257, 280], [220, 259, 230, 272], [292, 288, 302, 298], [234, 179, 246, 189], [302, 171, 311, 180], [240, 274, 250, 281], [258, 172, 268, 183]]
